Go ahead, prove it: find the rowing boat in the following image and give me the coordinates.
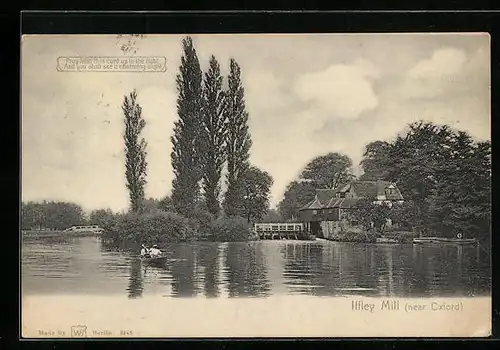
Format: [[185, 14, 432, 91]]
[[139, 254, 168, 265], [413, 237, 477, 245]]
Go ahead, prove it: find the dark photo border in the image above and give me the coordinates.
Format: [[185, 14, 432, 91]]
[[4, 8, 500, 350]]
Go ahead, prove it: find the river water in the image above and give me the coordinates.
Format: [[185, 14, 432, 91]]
[[22, 236, 490, 298]]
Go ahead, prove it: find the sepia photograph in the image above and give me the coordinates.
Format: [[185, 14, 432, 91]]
[[21, 33, 491, 338]]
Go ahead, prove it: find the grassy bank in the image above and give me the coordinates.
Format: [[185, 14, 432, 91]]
[[329, 230, 378, 243], [328, 229, 417, 244], [101, 210, 258, 248], [382, 230, 418, 243]]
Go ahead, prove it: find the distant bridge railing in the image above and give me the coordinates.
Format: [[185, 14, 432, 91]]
[[253, 223, 306, 240]]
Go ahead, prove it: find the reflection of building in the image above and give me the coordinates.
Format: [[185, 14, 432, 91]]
[[225, 243, 270, 297], [298, 180, 404, 238]]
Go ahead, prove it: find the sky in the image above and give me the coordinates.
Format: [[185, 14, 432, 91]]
[[21, 33, 491, 213]]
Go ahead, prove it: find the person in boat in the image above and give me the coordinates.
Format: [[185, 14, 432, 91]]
[[140, 244, 150, 258], [149, 244, 162, 258]]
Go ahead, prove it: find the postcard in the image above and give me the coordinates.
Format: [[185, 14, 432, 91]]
[[21, 33, 491, 338]]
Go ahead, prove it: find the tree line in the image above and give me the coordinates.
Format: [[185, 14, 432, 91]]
[[123, 36, 273, 224], [277, 121, 491, 241], [21, 198, 172, 231], [358, 121, 491, 240], [21, 201, 86, 230]]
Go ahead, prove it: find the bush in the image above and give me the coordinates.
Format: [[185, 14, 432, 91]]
[[102, 210, 198, 247], [330, 230, 377, 243], [384, 230, 417, 243], [187, 207, 216, 239], [205, 216, 255, 242], [101, 210, 256, 247]]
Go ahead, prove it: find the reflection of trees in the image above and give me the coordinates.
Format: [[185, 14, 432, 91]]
[[337, 245, 378, 296], [282, 242, 382, 297], [282, 243, 314, 294], [197, 243, 220, 298], [127, 258, 144, 299], [170, 244, 197, 297], [225, 242, 270, 297], [370, 244, 492, 297], [281, 243, 341, 296], [372, 246, 394, 297]]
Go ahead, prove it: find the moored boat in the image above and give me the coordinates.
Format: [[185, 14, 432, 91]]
[[376, 237, 399, 244], [413, 237, 477, 245]]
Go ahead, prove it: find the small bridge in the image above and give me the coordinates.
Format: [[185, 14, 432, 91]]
[[254, 223, 307, 240]]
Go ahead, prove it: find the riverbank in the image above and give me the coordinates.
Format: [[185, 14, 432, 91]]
[[22, 230, 100, 238], [327, 230, 418, 244], [22, 294, 491, 338], [101, 211, 261, 246]]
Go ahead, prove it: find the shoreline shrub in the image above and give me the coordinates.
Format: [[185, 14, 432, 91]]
[[101, 210, 256, 247], [383, 230, 418, 243], [330, 230, 377, 243], [205, 216, 255, 242]]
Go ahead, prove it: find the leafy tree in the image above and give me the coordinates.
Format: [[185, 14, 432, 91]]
[[381, 122, 453, 234], [223, 58, 252, 217], [88, 208, 115, 227], [427, 134, 491, 238], [142, 198, 162, 214], [240, 166, 273, 223], [300, 152, 353, 189], [171, 36, 204, 217], [21, 201, 85, 230], [358, 120, 491, 240], [344, 198, 391, 233], [277, 153, 353, 221], [21, 201, 44, 230], [261, 208, 283, 223], [278, 181, 317, 221], [200, 55, 227, 217], [389, 201, 416, 231], [122, 89, 148, 213], [359, 141, 393, 180], [158, 195, 174, 212]]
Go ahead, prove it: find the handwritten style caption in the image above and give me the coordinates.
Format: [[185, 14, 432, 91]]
[[57, 56, 167, 72]]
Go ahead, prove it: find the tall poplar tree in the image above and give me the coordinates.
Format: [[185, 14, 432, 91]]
[[223, 58, 252, 217], [171, 37, 203, 216], [200, 55, 227, 217], [122, 89, 148, 213]]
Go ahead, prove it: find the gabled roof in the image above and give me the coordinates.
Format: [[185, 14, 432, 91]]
[[305, 197, 323, 209], [316, 189, 337, 205], [342, 180, 404, 201], [333, 198, 359, 209]]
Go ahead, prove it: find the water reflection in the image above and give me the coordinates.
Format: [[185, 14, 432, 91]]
[[197, 244, 219, 298], [225, 242, 271, 297], [22, 237, 491, 298], [127, 258, 144, 298], [169, 244, 198, 297]]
